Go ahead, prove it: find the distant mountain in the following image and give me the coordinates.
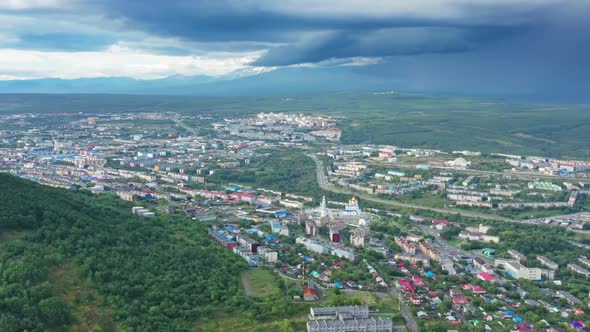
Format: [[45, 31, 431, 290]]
[[0, 75, 217, 95], [0, 66, 400, 96], [0, 65, 588, 102]]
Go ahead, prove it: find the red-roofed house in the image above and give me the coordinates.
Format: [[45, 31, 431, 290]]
[[432, 219, 449, 226], [452, 297, 470, 306], [303, 288, 317, 301], [472, 285, 487, 294], [396, 279, 416, 293], [410, 294, 422, 305], [478, 272, 495, 282], [412, 275, 425, 287]]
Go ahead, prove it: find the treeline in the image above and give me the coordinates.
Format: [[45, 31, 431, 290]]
[[0, 174, 262, 331], [208, 149, 350, 203]]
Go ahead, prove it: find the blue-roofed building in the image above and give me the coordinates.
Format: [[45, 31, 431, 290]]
[[387, 170, 406, 177], [225, 185, 241, 192]]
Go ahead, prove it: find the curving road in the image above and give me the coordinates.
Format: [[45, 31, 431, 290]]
[[365, 160, 590, 182], [308, 154, 590, 234], [308, 154, 516, 222]]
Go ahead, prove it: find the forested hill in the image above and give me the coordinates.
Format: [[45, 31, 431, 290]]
[[0, 174, 248, 331]]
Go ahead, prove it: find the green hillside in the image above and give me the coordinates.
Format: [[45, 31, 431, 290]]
[[0, 174, 253, 331]]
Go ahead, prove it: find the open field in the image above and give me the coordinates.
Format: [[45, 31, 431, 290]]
[[241, 269, 281, 298]]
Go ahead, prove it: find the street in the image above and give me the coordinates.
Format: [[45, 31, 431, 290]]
[[308, 154, 590, 234]]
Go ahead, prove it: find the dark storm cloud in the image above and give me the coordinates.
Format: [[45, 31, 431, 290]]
[[1, 0, 589, 100], [251, 26, 522, 66], [94, 0, 574, 66]]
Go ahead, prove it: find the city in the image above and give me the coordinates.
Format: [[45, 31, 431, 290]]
[[2, 109, 590, 331], [1, 1, 589, 331]]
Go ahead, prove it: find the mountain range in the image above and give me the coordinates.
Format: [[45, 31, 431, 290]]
[[0, 65, 587, 103], [0, 67, 398, 96]]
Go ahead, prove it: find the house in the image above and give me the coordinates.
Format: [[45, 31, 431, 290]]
[[450, 289, 464, 298], [478, 272, 496, 282], [396, 279, 415, 293], [410, 294, 422, 305], [304, 287, 317, 301], [345, 281, 358, 289], [416, 311, 428, 319], [412, 275, 425, 287], [473, 257, 486, 270], [432, 219, 449, 227], [471, 285, 487, 294], [452, 297, 469, 306]]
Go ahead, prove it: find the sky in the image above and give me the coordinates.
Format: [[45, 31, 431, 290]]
[[0, 0, 589, 99]]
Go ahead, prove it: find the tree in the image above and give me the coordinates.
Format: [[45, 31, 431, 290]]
[[39, 297, 69, 326]]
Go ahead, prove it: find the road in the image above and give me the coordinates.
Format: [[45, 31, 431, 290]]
[[309, 154, 590, 234], [172, 113, 200, 136], [308, 154, 516, 223], [365, 160, 590, 182], [389, 286, 419, 332]]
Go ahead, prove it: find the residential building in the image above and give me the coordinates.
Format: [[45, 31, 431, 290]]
[[258, 246, 278, 263], [236, 233, 260, 253], [537, 256, 559, 270], [555, 291, 583, 305], [567, 263, 590, 277], [496, 259, 552, 280], [507, 249, 527, 261], [350, 227, 369, 248], [310, 305, 369, 320], [394, 237, 417, 254], [578, 256, 590, 268], [307, 317, 393, 332]]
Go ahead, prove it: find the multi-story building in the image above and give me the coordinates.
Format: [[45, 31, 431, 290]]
[[537, 256, 559, 270], [496, 259, 554, 280], [394, 237, 417, 255], [307, 305, 393, 332], [567, 263, 590, 277], [507, 249, 527, 262], [307, 318, 393, 332], [350, 227, 369, 248], [258, 246, 278, 263], [310, 305, 369, 320], [578, 256, 590, 268], [236, 233, 260, 253]]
